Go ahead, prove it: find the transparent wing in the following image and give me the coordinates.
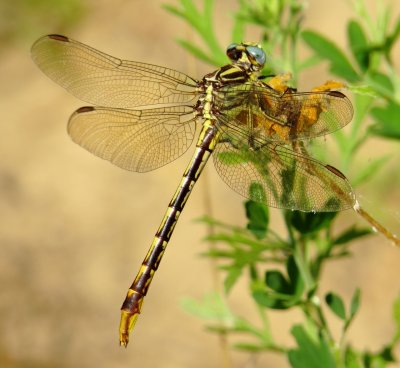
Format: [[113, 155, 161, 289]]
[[31, 34, 199, 108], [212, 137, 355, 212], [217, 84, 353, 142], [68, 105, 197, 172]]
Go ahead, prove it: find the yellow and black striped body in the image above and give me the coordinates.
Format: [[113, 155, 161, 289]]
[[119, 119, 219, 345], [118, 61, 260, 346]]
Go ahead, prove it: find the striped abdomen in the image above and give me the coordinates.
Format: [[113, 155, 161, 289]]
[[119, 120, 219, 346]]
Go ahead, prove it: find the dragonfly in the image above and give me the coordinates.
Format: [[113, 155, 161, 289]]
[[31, 34, 355, 346]]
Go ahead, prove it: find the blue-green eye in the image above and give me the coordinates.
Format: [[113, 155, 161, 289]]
[[226, 43, 238, 52], [246, 45, 266, 65]]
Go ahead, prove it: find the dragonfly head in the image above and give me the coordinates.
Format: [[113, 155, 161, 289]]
[[226, 42, 266, 72]]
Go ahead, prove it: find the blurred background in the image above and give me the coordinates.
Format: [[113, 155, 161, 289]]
[[1, 0, 400, 367]]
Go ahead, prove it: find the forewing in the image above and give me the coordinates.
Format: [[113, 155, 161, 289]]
[[68, 106, 196, 172], [212, 139, 355, 212], [217, 84, 353, 142], [31, 34, 198, 108]]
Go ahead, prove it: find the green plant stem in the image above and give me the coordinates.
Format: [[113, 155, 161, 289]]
[[284, 211, 296, 247], [293, 238, 315, 292], [255, 301, 273, 345], [302, 296, 334, 344]]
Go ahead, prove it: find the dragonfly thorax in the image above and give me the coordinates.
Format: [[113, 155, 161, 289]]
[[196, 43, 267, 123], [196, 43, 267, 124]]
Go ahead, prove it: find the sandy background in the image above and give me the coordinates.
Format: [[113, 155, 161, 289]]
[[1, 0, 400, 367]]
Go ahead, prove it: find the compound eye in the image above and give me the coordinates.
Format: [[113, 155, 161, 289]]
[[226, 43, 238, 52], [226, 43, 241, 61], [246, 45, 266, 66]]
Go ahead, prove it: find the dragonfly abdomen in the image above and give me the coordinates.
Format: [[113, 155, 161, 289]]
[[119, 119, 219, 346]]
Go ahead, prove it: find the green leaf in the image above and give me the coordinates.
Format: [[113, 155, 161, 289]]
[[248, 182, 267, 203], [265, 270, 291, 293], [347, 84, 377, 97], [347, 19, 370, 72], [350, 288, 361, 319], [297, 54, 322, 71], [370, 101, 400, 140], [281, 166, 296, 195], [290, 211, 337, 234], [378, 345, 396, 363], [393, 295, 400, 342], [224, 266, 242, 294], [288, 325, 336, 368], [325, 292, 346, 320], [195, 214, 233, 228], [344, 288, 361, 332], [252, 290, 279, 308], [180, 292, 234, 322], [368, 71, 394, 95], [162, 3, 186, 19], [252, 290, 295, 309], [233, 342, 268, 352], [287, 255, 304, 297], [332, 226, 372, 245], [231, 10, 245, 42], [245, 200, 269, 239], [216, 151, 248, 165], [163, 0, 226, 66], [302, 30, 360, 82], [384, 15, 400, 62], [344, 346, 364, 368], [352, 155, 390, 186], [253, 262, 303, 310], [176, 39, 220, 65], [363, 347, 395, 367]]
